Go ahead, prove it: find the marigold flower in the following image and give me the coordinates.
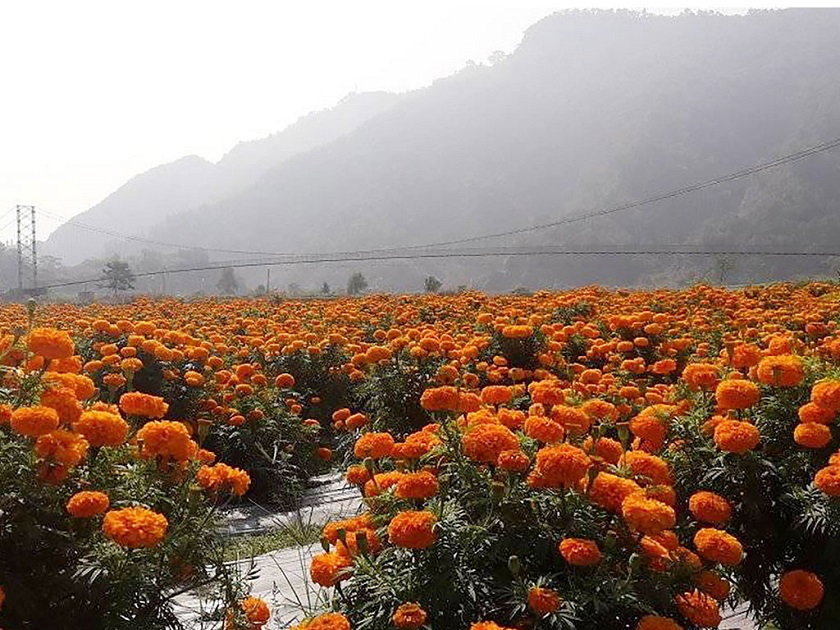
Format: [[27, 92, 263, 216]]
[[624, 450, 672, 485], [529, 379, 565, 406], [688, 491, 732, 524], [119, 392, 169, 418], [497, 449, 530, 472], [463, 423, 519, 463], [756, 355, 805, 387], [715, 379, 760, 410], [713, 419, 760, 454], [582, 436, 624, 464], [470, 623, 516, 630], [10, 405, 60, 437], [392, 602, 427, 629], [793, 422, 832, 448], [353, 432, 396, 459], [197, 463, 251, 496], [364, 471, 406, 497], [528, 586, 561, 615], [524, 416, 565, 443], [502, 325, 532, 339], [40, 386, 83, 425], [811, 380, 840, 412], [636, 615, 683, 630], [481, 385, 513, 406], [102, 506, 168, 548], [73, 410, 129, 447], [694, 570, 731, 601], [589, 472, 642, 513], [388, 510, 437, 549], [558, 538, 601, 566], [136, 420, 195, 461], [66, 491, 110, 518], [395, 471, 439, 500], [294, 612, 351, 630], [34, 429, 88, 466], [693, 528, 743, 565], [674, 590, 721, 628], [798, 402, 836, 424], [621, 493, 675, 535], [346, 464, 371, 485], [27, 327, 75, 360], [309, 551, 353, 586], [779, 569, 824, 611], [814, 465, 840, 496], [420, 386, 460, 411], [241, 596, 271, 627], [533, 443, 590, 488], [682, 363, 720, 391]]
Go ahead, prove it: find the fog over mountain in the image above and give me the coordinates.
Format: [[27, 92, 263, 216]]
[[44, 9, 840, 292]]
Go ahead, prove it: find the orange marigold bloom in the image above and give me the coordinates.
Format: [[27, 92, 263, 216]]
[[528, 586, 561, 615], [730, 344, 761, 370], [395, 471, 439, 500], [497, 449, 530, 472], [715, 379, 760, 410], [674, 591, 721, 628], [497, 407, 526, 430], [462, 423, 519, 464], [392, 602, 427, 629], [345, 412, 368, 430], [420, 386, 460, 411], [10, 405, 60, 437], [73, 410, 129, 447], [589, 472, 642, 513], [346, 464, 371, 486], [34, 429, 88, 466], [294, 612, 351, 630], [624, 450, 672, 485], [814, 465, 840, 496], [40, 386, 83, 425], [364, 471, 406, 497], [533, 443, 590, 488], [558, 538, 601, 566], [779, 569, 824, 611], [621, 493, 675, 535], [693, 528, 743, 566], [636, 615, 683, 630], [793, 422, 832, 449], [811, 380, 840, 412], [119, 392, 169, 418], [354, 432, 396, 459], [309, 551, 353, 586], [798, 402, 836, 424], [713, 419, 760, 454], [102, 506, 168, 548], [524, 416, 565, 443], [549, 405, 591, 436], [583, 436, 624, 464], [241, 596, 271, 627], [481, 385, 513, 406], [694, 570, 731, 601], [136, 420, 195, 461], [197, 463, 251, 496], [756, 355, 805, 388], [682, 363, 719, 391], [388, 510, 437, 549], [502, 325, 533, 339], [470, 623, 516, 630], [66, 491, 110, 518], [529, 379, 565, 406], [688, 491, 732, 525], [27, 327, 75, 360]]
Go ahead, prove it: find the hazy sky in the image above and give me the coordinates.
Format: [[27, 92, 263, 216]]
[[0, 1, 813, 241]]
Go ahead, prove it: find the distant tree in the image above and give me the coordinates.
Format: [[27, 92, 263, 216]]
[[321, 282, 331, 295], [288, 282, 302, 296], [347, 272, 368, 296], [101, 260, 135, 296], [488, 50, 508, 65], [216, 267, 239, 295], [714, 255, 736, 286], [424, 276, 442, 293]]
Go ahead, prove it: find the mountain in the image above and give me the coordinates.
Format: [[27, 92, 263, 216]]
[[50, 9, 840, 291], [44, 91, 401, 265]]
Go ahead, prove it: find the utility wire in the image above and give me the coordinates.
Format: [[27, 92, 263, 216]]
[[37, 134, 840, 258], [35, 247, 840, 291]]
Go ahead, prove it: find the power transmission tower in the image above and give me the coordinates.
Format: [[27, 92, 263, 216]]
[[16, 205, 37, 292]]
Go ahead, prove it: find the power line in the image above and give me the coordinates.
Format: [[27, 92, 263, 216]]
[[37, 134, 840, 259], [35, 247, 840, 291]]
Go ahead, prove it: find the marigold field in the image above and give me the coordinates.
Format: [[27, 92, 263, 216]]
[[2, 283, 840, 630]]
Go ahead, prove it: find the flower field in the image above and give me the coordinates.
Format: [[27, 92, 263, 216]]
[[2, 283, 840, 629]]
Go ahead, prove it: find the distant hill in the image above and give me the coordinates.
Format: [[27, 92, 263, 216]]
[[44, 91, 401, 265], [51, 9, 840, 290]]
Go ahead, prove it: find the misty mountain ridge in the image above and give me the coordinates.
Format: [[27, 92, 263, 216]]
[[45, 9, 840, 291], [44, 91, 401, 265]]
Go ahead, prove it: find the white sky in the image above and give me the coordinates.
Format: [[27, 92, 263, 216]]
[[0, 1, 823, 241]]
